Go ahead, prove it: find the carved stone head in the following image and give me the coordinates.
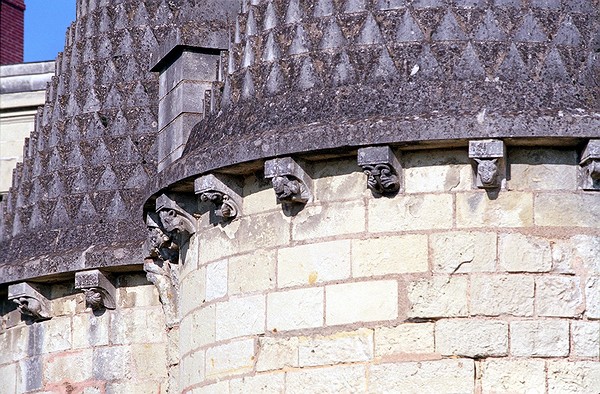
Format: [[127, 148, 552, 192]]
[[474, 158, 499, 186]]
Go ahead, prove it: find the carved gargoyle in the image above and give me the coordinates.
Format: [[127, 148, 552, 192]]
[[264, 157, 313, 205], [8, 282, 51, 322], [272, 175, 306, 202], [362, 163, 400, 194], [13, 297, 49, 321], [75, 270, 117, 311], [199, 191, 238, 219], [474, 158, 499, 188]]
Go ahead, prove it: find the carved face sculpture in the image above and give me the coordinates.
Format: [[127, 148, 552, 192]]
[[475, 158, 499, 186], [83, 288, 104, 310], [159, 209, 181, 233], [363, 164, 400, 193], [272, 176, 301, 200], [13, 297, 42, 317]]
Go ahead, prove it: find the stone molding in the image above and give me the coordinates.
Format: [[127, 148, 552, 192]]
[[74, 269, 116, 310], [7, 282, 51, 321], [195, 173, 242, 221], [264, 157, 313, 205], [357, 146, 402, 195], [580, 140, 600, 191], [469, 140, 506, 190]]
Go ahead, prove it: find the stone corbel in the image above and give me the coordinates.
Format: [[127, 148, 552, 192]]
[[156, 193, 198, 237], [75, 270, 116, 311], [357, 146, 402, 195], [195, 174, 242, 221], [264, 157, 313, 204], [8, 282, 51, 321], [580, 140, 600, 191], [469, 140, 506, 190]]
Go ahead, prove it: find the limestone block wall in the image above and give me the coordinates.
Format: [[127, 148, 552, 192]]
[[0, 274, 168, 393], [179, 147, 599, 393]]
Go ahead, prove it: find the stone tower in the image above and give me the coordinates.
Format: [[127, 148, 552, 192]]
[[1, 0, 599, 393]]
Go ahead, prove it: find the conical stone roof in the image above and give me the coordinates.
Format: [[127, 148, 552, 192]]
[[155, 0, 599, 189], [0, 0, 230, 283]]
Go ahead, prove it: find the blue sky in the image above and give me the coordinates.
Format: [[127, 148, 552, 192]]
[[24, 1, 76, 62]]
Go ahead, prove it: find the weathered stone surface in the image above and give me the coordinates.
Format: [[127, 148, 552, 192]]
[[180, 266, 206, 316], [286, 364, 367, 393], [42, 317, 72, 353], [93, 346, 133, 381], [431, 231, 496, 273], [407, 276, 468, 318], [229, 249, 276, 295], [267, 287, 324, 331], [471, 275, 534, 316], [278, 240, 351, 287], [369, 359, 475, 393], [535, 193, 600, 228], [180, 350, 204, 389], [509, 149, 578, 191], [510, 320, 569, 357], [374, 323, 435, 357], [298, 328, 374, 367], [352, 234, 428, 276], [205, 339, 255, 379], [403, 150, 472, 193], [456, 192, 534, 228], [230, 373, 285, 394], [110, 308, 166, 345], [499, 233, 552, 272], [536, 276, 584, 317], [479, 359, 546, 393], [256, 336, 299, 372], [326, 280, 398, 325], [216, 294, 265, 340], [369, 194, 453, 233], [572, 321, 600, 358], [180, 304, 215, 351], [292, 200, 365, 241], [205, 259, 228, 301], [436, 319, 508, 357], [72, 313, 110, 349], [312, 159, 366, 202], [547, 361, 600, 393], [585, 276, 600, 319]]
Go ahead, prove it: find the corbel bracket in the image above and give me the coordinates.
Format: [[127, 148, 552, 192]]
[[357, 146, 402, 195], [8, 282, 51, 321], [75, 270, 116, 310], [144, 213, 179, 263], [156, 193, 198, 236], [264, 157, 313, 204], [469, 140, 506, 190], [580, 140, 600, 191], [195, 174, 243, 220]]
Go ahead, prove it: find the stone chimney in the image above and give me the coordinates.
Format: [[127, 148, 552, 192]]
[[0, 0, 25, 65]]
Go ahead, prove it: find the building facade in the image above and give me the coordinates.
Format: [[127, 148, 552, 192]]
[[0, 0, 599, 393]]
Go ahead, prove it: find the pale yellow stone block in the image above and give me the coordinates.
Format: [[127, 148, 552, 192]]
[[42, 316, 73, 353], [572, 321, 600, 358], [285, 364, 367, 393], [586, 276, 600, 319], [431, 231, 496, 273], [50, 294, 79, 316], [352, 234, 428, 277], [256, 336, 299, 372], [326, 280, 397, 325], [480, 359, 546, 394], [243, 176, 280, 215], [547, 361, 600, 393], [435, 319, 508, 357], [292, 200, 365, 241], [44, 349, 93, 383], [278, 240, 351, 288], [237, 211, 292, 253], [180, 234, 200, 280], [132, 343, 168, 379], [407, 276, 468, 318], [403, 149, 472, 193], [374, 323, 435, 357], [508, 148, 577, 191], [313, 158, 367, 202], [191, 380, 229, 394], [216, 294, 265, 340], [369, 194, 453, 233], [536, 276, 583, 317], [470, 275, 534, 317], [0, 363, 17, 394], [230, 373, 285, 393], [369, 359, 475, 393], [535, 192, 600, 228], [72, 312, 110, 349], [298, 328, 374, 367], [180, 350, 205, 390], [229, 249, 276, 295], [180, 266, 206, 317], [0, 325, 28, 364], [499, 233, 552, 272], [206, 260, 228, 301], [552, 235, 600, 274], [511, 320, 569, 357], [107, 382, 169, 394], [267, 287, 324, 331], [198, 223, 239, 264], [456, 191, 534, 228], [205, 339, 255, 379], [118, 284, 160, 309], [110, 307, 166, 345], [180, 304, 216, 352]]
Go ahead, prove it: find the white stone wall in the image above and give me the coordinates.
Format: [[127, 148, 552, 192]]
[[0, 274, 169, 393], [179, 148, 599, 393]]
